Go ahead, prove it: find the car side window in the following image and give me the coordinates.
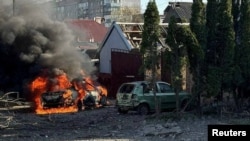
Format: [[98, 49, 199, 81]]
[[141, 83, 150, 93], [142, 83, 159, 93], [154, 84, 159, 93], [158, 83, 172, 93], [120, 84, 134, 93]]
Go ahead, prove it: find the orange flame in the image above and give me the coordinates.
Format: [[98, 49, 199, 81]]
[[72, 79, 86, 101], [29, 73, 78, 115], [84, 77, 96, 91], [97, 85, 108, 97], [29, 70, 108, 115], [79, 70, 108, 96], [84, 77, 108, 97]]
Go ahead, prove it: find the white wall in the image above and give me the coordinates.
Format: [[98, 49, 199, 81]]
[[99, 27, 131, 74]]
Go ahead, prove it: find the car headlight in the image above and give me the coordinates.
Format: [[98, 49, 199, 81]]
[[89, 91, 99, 96]]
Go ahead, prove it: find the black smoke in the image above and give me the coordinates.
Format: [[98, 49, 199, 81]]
[[0, 1, 96, 96]]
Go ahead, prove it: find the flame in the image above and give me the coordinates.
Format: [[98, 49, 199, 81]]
[[72, 79, 86, 101], [29, 73, 78, 115], [84, 77, 96, 91], [79, 70, 108, 96], [97, 85, 108, 97], [84, 77, 108, 97], [29, 70, 108, 115]]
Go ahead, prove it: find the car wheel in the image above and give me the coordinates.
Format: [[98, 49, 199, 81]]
[[100, 96, 107, 106], [77, 100, 82, 111], [84, 95, 96, 107], [118, 108, 128, 114], [137, 104, 149, 115]]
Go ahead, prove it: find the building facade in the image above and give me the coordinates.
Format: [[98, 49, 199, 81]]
[[163, 2, 192, 23], [54, 0, 141, 27]]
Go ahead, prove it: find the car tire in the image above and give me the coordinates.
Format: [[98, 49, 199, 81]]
[[137, 104, 149, 115], [77, 100, 83, 111], [118, 108, 128, 114], [84, 95, 96, 107], [100, 96, 107, 106]]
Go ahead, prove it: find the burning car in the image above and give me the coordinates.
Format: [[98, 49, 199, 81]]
[[40, 81, 108, 110], [0, 1, 105, 115], [74, 77, 108, 110], [29, 72, 108, 114], [41, 89, 77, 109]]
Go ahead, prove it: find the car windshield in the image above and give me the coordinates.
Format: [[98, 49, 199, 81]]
[[119, 84, 135, 93]]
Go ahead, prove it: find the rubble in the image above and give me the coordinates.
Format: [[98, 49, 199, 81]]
[[141, 123, 182, 137], [1, 99, 249, 141], [0, 92, 33, 110]]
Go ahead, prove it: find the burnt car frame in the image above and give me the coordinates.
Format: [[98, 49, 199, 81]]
[[41, 82, 107, 111]]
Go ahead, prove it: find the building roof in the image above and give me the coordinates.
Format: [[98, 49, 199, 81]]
[[99, 21, 170, 54], [65, 19, 108, 43], [163, 2, 192, 23]]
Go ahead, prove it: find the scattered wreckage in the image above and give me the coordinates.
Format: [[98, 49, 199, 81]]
[[0, 92, 33, 110]]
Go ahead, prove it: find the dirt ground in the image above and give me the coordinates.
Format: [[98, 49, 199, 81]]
[[0, 99, 250, 141]]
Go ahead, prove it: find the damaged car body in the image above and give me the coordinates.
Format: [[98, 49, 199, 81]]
[[116, 81, 195, 115], [40, 77, 108, 111], [41, 89, 78, 108]]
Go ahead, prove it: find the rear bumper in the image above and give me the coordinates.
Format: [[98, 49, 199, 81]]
[[116, 100, 139, 110]]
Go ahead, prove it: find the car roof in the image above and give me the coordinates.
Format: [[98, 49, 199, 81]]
[[122, 81, 170, 85], [121, 81, 146, 85]]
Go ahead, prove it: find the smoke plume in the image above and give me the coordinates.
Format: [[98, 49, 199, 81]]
[[0, 0, 96, 95]]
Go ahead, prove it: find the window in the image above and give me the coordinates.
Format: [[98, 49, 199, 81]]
[[119, 84, 135, 93], [144, 83, 159, 93], [141, 83, 150, 93], [104, 0, 111, 4], [158, 83, 172, 93]]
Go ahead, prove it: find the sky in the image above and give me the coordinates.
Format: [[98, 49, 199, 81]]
[[141, 0, 194, 15], [2, 0, 199, 15]]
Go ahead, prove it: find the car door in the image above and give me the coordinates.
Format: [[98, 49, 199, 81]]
[[140, 82, 155, 109], [157, 82, 176, 109]]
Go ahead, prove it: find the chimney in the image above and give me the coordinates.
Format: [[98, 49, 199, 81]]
[[175, 2, 180, 7], [94, 17, 105, 24], [94, 17, 102, 24]]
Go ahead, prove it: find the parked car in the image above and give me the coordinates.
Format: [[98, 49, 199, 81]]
[[116, 81, 195, 115]]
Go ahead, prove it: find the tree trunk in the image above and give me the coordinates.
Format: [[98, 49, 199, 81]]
[[152, 55, 160, 116], [175, 89, 180, 117]]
